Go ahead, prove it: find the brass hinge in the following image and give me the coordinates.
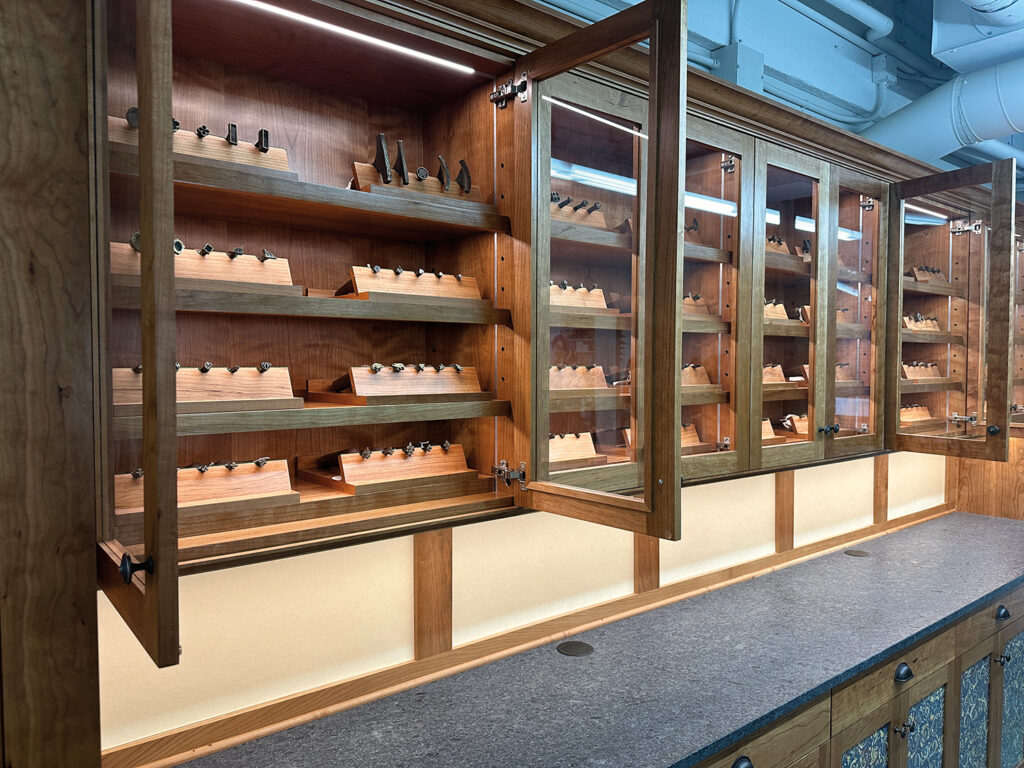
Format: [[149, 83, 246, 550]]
[[492, 459, 527, 490], [490, 74, 528, 109]]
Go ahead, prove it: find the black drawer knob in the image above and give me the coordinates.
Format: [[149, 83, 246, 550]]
[[119, 553, 154, 585], [894, 661, 915, 683], [996, 604, 1012, 621], [988, 425, 1001, 435], [732, 757, 754, 768]]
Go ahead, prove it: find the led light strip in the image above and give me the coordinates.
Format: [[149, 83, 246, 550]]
[[226, 0, 475, 75], [542, 96, 648, 139], [904, 202, 950, 220]]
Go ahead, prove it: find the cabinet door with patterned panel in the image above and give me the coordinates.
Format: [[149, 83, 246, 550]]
[[904, 665, 955, 768], [997, 619, 1024, 768], [954, 636, 999, 768], [832, 698, 902, 768]]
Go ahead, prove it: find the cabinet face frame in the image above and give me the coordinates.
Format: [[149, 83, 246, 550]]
[[514, 0, 687, 539], [750, 140, 831, 470], [825, 167, 888, 458], [903, 663, 956, 768], [831, 696, 902, 768], [679, 115, 755, 480], [995, 615, 1024, 768], [885, 160, 1016, 461], [952, 634, 1001, 768]]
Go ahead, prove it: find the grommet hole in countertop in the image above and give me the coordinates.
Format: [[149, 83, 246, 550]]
[[845, 549, 870, 557], [556, 640, 594, 657]]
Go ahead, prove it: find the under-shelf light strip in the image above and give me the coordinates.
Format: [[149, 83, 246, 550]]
[[542, 96, 648, 139], [225, 0, 475, 75]]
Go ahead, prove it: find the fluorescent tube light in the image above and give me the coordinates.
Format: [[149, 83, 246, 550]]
[[795, 215, 816, 233], [551, 159, 637, 195], [766, 209, 781, 226], [686, 191, 737, 217], [837, 228, 862, 241], [542, 96, 648, 139], [904, 202, 949, 220], [225, 0, 475, 75]]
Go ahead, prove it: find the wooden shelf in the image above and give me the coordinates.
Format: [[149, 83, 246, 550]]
[[898, 417, 952, 435], [113, 399, 511, 439], [681, 316, 731, 335], [679, 385, 730, 406], [900, 377, 964, 394], [836, 268, 872, 284], [902, 277, 965, 298], [684, 243, 732, 264], [901, 329, 966, 345], [548, 389, 630, 413], [111, 278, 511, 326], [109, 141, 509, 241], [763, 319, 810, 338], [835, 381, 870, 397], [762, 384, 808, 402], [550, 220, 632, 251], [549, 309, 631, 330], [836, 323, 871, 340], [764, 251, 811, 276]]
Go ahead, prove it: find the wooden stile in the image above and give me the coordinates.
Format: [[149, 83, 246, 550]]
[[307, 366, 488, 406], [108, 114, 291, 173], [109, 241, 301, 294], [112, 366, 302, 416]]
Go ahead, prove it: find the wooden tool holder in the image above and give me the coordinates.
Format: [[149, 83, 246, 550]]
[[681, 364, 713, 386], [903, 362, 941, 379], [902, 314, 942, 332], [761, 419, 788, 446], [307, 365, 487, 405], [900, 404, 934, 423], [762, 363, 787, 383], [325, 265, 484, 305], [108, 114, 292, 174], [109, 241, 301, 295], [549, 197, 610, 229], [549, 433, 609, 471], [351, 163, 484, 203], [297, 443, 479, 495], [624, 426, 717, 455], [799, 363, 853, 381], [764, 301, 790, 320], [112, 365, 302, 416], [549, 284, 617, 313], [682, 294, 710, 315], [765, 236, 792, 255], [907, 265, 948, 283], [781, 414, 809, 435], [114, 459, 298, 514], [549, 365, 608, 390]]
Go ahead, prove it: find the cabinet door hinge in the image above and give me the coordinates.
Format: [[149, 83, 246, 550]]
[[492, 459, 527, 490], [490, 74, 528, 109]]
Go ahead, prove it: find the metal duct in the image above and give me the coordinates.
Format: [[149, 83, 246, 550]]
[[861, 55, 1024, 161], [960, 0, 1024, 26]]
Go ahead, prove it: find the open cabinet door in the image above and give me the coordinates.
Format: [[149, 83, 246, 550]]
[[95, 0, 180, 667], [495, 0, 686, 539], [885, 160, 1016, 461]]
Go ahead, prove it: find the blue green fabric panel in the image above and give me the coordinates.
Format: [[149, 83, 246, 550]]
[[960, 656, 991, 768], [1002, 632, 1024, 768], [843, 724, 889, 768], [907, 686, 945, 768]]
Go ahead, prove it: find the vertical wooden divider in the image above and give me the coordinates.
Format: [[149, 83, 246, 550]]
[[775, 470, 795, 552], [633, 534, 660, 593], [414, 529, 454, 659], [874, 454, 889, 524]]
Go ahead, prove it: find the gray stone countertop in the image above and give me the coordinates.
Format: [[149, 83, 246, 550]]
[[187, 512, 1024, 768]]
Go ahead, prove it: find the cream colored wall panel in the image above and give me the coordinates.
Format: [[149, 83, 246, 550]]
[[793, 458, 874, 548], [99, 537, 414, 749], [660, 475, 776, 585], [451, 512, 633, 647], [888, 451, 946, 519]]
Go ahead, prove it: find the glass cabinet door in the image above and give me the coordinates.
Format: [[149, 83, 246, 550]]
[[825, 169, 887, 458], [1014, 239, 1024, 428], [886, 161, 1015, 461], [511, 0, 686, 539], [752, 142, 830, 469], [680, 117, 754, 480]]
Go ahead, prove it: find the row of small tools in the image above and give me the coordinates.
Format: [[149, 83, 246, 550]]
[[369, 363, 464, 373], [353, 441, 453, 459], [366, 264, 462, 280], [128, 362, 274, 374], [550, 280, 600, 290], [125, 107, 273, 152], [550, 193, 602, 214], [372, 133, 471, 193], [129, 232, 278, 262], [127, 457, 272, 479]]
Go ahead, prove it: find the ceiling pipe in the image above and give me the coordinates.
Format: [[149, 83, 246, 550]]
[[861, 54, 1024, 160], [818, 0, 893, 39], [960, 0, 1024, 26]]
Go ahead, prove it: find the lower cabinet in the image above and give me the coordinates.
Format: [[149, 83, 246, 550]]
[[1000, 620, 1024, 768], [956, 637, 996, 768]]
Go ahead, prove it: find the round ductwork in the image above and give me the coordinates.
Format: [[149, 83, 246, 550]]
[[961, 0, 1024, 27]]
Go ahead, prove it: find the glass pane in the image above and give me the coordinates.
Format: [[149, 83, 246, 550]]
[[907, 685, 945, 768], [842, 724, 890, 768], [960, 655, 991, 768], [898, 196, 990, 441], [541, 69, 646, 489], [1001, 631, 1024, 768], [761, 165, 819, 447], [833, 188, 880, 439], [681, 139, 740, 458]]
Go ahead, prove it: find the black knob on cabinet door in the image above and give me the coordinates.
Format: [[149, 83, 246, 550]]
[[893, 661, 915, 683], [817, 426, 830, 434], [119, 553, 153, 585], [996, 653, 1012, 667], [832, 423, 841, 434], [988, 425, 1001, 435], [732, 757, 754, 768], [996, 604, 1012, 621]]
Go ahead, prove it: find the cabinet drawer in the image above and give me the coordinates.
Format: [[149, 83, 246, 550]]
[[704, 697, 830, 768], [955, 580, 1024, 655], [831, 626, 954, 733]]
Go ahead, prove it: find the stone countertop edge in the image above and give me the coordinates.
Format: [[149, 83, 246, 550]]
[[669, 568, 1024, 768]]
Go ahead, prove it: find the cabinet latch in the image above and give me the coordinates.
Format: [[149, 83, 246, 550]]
[[492, 459, 527, 490], [950, 219, 983, 236], [490, 74, 528, 109]]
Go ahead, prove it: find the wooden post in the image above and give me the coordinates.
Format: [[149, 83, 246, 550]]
[[414, 529, 453, 658], [874, 454, 889, 524], [0, 0, 102, 762], [775, 470, 795, 552], [634, 534, 660, 593]]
